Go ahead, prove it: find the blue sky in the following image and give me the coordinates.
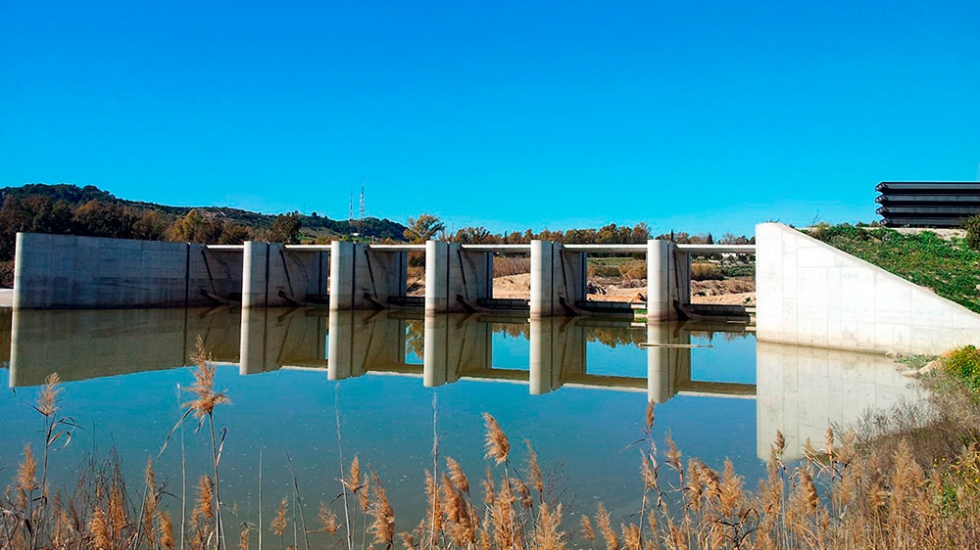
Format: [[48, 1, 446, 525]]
[[2, 0, 978, 237]]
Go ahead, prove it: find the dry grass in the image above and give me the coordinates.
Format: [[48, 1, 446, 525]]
[[5, 350, 980, 550], [618, 259, 646, 282], [493, 256, 531, 278], [691, 262, 723, 281]]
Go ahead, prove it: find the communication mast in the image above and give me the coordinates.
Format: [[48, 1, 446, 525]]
[[359, 179, 366, 219], [348, 191, 354, 220]]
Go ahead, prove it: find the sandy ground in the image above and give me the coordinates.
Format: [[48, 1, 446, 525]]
[[409, 273, 756, 306]]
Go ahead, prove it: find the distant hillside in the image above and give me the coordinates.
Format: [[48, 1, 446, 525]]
[[0, 183, 409, 242]]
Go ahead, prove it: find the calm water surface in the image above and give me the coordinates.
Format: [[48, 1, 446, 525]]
[[0, 307, 923, 540]]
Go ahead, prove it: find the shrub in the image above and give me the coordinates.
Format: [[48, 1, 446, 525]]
[[964, 214, 980, 250], [618, 259, 646, 281], [690, 262, 723, 281], [493, 255, 531, 277], [0, 260, 12, 288], [719, 263, 754, 278], [942, 345, 980, 392]]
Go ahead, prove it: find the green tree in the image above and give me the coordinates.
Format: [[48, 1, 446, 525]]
[[72, 200, 138, 239], [169, 209, 204, 242], [217, 221, 252, 244], [403, 213, 445, 243], [270, 212, 302, 244]]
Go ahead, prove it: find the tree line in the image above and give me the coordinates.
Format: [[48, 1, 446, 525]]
[[402, 213, 754, 246]]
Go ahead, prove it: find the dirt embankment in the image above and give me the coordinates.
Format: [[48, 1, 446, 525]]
[[409, 273, 756, 306]]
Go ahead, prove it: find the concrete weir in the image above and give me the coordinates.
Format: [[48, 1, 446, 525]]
[[12, 232, 755, 321]]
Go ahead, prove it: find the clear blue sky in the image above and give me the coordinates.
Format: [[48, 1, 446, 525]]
[[2, 0, 978, 237]]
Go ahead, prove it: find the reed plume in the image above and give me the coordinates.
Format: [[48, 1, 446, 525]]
[[483, 413, 510, 465], [160, 511, 176, 550], [142, 458, 159, 548], [533, 502, 565, 550], [16, 444, 37, 509], [318, 501, 339, 535], [272, 497, 288, 536], [89, 507, 111, 550], [595, 503, 618, 550], [446, 457, 470, 494], [524, 441, 544, 502], [368, 470, 395, 548], [580, 515, 595, 544], [238, 522, 251, 550], [35, 372, 62, 417], [186, 337, 231, 420]]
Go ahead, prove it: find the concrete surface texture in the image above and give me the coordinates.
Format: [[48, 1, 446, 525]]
[[756, 222, 980, 354], [530, 241, 587, 318], [646, 240, 691, 321], [13, 233, 244, 309], [756, 341, 925, 461], [425, 241, 492, 313], [242, 242, 328, 308], [329, 241, 407, 311]]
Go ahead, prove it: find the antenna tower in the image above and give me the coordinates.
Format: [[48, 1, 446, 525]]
[[349, 192, 354, 220], [359, 179, 366, 219]]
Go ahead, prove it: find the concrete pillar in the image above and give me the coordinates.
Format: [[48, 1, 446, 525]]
[[529, 317, 586, 395], [329, 241, 356, 310], [425, 241, 492, 313], [646, 240, 690, 321], [646, 240, 671, 321], [530, 241, 556, 317], [242, 241, 270, 308], [530, 241, 587, 318], [423, 314, 492, 386], [646, 322, 691, 403]]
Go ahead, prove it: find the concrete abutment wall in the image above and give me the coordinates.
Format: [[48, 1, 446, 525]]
[[13, 232, 244, 309], [756, 222, 980, 355]]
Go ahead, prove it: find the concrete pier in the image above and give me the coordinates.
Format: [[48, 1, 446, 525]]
[[530, 241, 587, 318]]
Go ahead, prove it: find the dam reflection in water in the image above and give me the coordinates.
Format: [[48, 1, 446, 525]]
[[5, 307, 924, 462]]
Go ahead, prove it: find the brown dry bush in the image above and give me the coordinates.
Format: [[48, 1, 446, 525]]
[[618, 259, 646, 281], [493, 256, 531, 278], [691, 261, 723, 281]]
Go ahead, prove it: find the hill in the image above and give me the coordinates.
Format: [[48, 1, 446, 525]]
[[0, 183, 409, 243]]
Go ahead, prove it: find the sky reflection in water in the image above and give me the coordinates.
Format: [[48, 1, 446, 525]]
[[0, 308, 922, 535]]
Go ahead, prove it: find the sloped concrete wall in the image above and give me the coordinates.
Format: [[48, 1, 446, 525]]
[[756, 222, 980, 354]]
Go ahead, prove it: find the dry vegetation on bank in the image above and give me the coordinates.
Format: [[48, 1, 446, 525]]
[[4, 342, 980, 550]]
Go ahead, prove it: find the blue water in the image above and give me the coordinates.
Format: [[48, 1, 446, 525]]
[[0, 307, 769, 540]]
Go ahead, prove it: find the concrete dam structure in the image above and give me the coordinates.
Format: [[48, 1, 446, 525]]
[[14, 223, 980, 356], [12, 232, 754, 321]]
